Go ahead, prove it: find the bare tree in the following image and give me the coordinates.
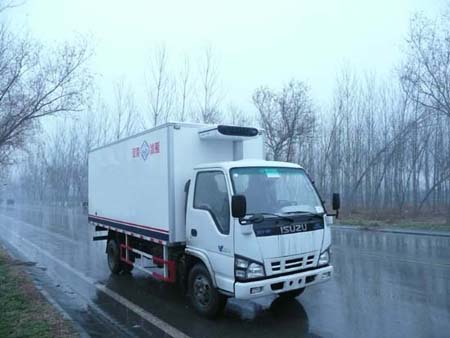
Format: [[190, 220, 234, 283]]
[[228, 103, 254, 126], [113, 77, 139, 139], [0, 24, 92, 166], [253, 80, 315, 161], [177, 56, 192, 122], [146, 45, 174, 127], [401, 13, 450, 118], [198, 45, 222, 123], [400, 12, 450, 224], [0, 0, 23, 13]]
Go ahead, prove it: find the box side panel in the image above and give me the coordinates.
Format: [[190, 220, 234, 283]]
[[171, 126, 235, 242], [243, 135, 264, 159], [88, 127, 170, 242]]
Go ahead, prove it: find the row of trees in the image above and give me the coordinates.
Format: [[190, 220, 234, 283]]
[[2, 6, 450, 224], [12, 45, 231, 203], [89, 44, 226, 140], [254, 12, 450, 222], [146, 44, 224, 126], [0, 0, 91, 199]]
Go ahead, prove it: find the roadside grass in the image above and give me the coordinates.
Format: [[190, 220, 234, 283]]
[[337, 212, 450, 232], [0, 249, 76, 338]]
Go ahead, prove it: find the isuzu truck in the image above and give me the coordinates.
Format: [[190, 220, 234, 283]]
[[88, 122, 338, 318]]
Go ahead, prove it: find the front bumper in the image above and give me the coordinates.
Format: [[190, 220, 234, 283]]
[[234, 265, 333, 299]]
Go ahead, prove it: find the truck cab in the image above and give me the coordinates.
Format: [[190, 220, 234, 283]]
[[184, 159, 334, 316]]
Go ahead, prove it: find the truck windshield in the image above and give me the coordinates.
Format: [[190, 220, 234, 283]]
[[230, 167, 323, 215]]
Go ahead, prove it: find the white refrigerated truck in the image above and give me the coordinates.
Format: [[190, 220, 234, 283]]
[[89, 122, 337, 318]]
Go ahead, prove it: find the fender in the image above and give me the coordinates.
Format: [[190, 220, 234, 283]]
[[185, 246, 218, 288], [321, 215, 332, 252]]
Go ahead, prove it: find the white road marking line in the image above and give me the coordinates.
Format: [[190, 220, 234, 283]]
[[96, 284, 190, 338], [0, 222, 191, 338], [37, 286, 91, 338]]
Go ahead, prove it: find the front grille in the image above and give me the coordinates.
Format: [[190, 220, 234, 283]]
[[267, 253, 317, 275]]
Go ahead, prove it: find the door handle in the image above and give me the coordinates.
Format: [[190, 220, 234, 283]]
[[191, 229, 198, 237]]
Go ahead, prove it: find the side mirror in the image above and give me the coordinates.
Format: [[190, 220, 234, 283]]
[[332, 193, 340, 218], [232, 195, 246, 219]]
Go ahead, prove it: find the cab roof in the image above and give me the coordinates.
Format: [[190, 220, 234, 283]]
[[194, 159, 303, 171]]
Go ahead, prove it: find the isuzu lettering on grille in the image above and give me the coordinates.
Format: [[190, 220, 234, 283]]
[[253, 222, 324, 237], [280, 223, 308, 234]]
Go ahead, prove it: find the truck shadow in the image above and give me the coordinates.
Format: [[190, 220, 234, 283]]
[[95, 272, 321, 338]]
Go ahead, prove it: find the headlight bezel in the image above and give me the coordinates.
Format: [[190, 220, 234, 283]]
[[318, 248, 330, 266], [234, 255, 266, 281]]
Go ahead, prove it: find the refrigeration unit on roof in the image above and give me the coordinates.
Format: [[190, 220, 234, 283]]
[[198, 125, 260, 141]]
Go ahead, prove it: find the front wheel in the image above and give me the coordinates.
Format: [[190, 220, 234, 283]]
[[279, 288, 305, 299], [188, 264, 226, 318]]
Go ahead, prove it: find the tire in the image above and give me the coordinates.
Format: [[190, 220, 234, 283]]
[[188, 263, 226, 318], [121, 262, 134, 273], [107, 239, 122, 274], [279, 288, 305, 299]]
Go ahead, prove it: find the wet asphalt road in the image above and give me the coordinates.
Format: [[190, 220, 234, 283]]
[[0, 205, 449, 338]]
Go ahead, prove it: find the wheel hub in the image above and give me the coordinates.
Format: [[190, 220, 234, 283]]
[[194, 275, 211, 306]]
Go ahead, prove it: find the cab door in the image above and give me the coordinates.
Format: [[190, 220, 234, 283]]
[[186, 170, 234, 293]]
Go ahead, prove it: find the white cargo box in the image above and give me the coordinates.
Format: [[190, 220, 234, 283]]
[[88, 122, 263, 244]]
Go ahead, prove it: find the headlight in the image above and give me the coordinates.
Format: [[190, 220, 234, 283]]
[[247, 263, 265, 279], [235, 258, 249, 269], [318, 249, 330, 266], [235, 256, 265, 280]]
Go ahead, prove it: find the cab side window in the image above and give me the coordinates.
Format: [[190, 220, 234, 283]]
[[194, 171, 230, 234]]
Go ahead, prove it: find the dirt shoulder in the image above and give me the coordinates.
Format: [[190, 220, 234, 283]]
[[0, 247, 77, 338]]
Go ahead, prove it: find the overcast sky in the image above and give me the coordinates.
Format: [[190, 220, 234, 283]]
[[7, 0, 444, 116]]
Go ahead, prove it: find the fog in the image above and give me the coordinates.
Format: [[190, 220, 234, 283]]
[[1, 0, 449, 226], [6, 0, 441, 111]]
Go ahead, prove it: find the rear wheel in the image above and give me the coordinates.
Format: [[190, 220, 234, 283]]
[[188, 263, 226, 318], [279, 288, 305, 299], [107, 239, 122, 274], [121, 261, 134, 273]]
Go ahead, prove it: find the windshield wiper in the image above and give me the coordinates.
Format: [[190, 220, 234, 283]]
[[258, 212, 294, 222], [284, 211, 323, 217], [242, 212, 294, 224]]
